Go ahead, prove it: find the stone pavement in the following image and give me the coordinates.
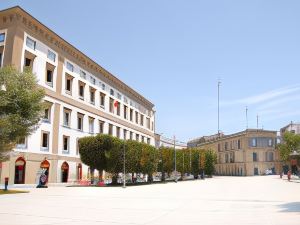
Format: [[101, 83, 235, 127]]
[[0, 175, 299, 225]]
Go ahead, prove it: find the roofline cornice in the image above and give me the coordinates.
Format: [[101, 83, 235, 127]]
[[0, 6, 154, 109]]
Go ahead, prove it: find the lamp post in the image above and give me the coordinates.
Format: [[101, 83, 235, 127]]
[[174, 135, 177, 183]]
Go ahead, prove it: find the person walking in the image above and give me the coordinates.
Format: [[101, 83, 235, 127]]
[[287, 170, 291, 182]]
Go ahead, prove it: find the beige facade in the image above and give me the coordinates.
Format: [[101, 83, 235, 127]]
[[0, 6, 156, 185], [197, 129, 281, 176]]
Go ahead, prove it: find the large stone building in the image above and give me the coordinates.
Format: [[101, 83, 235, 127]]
[[280, 121, 300, 135], [193, 129, 281, 176], [0, 6, 155, 184]]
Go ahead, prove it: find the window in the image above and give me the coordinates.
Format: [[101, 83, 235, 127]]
[[65, 74, 73, 94], [100, 93, 105, 108], [218, 143, 221, 152], [140, 114, 144, 126], [253, 152, 258, 162], [90, 88, 95, 104], [130, 131, 133, 140], [63, 136, 70, 152], [90, 76, 96, 85], [41, 131, 49, 150], [47, 50, 56, 62], [110, 89, 114, 96], [99, 120, 104, 134], [45, 63, 55, 87], [136, 134, 139, 142], [130, 109, 133, 121], [123, 129, 127, 140], [141, 136, 145, 143], [251, 138, 257, 147], [225, 154, 229, 163], [26, 37, 36, 50], [238, 139, 241, 149], [135, 112, 139, 124], [80, 70, 86, 79], [266, 152, 274, 162], [63, 108, 71, 127], [147, 138, 150, 145], [146, 118, 150, 129], [102, 83, 105, 91], [117, 93, 122, 100], [16, 137, 27, 149], [78, 81, 85, 100], [116, 126, 120, 138], [66, 62, 74, 72], [0, 33, 5, 42], [225, 142, 228, 151], [24, 57, 32, 67], [43, 104, 51, 122], [151, 121, 154, 131], [116, 102, 120, 116], [89, 117, 94, 134], [77, 113, 84, 131], [268, 139, 273, 147], [124, 105, 128, 119], [109, 98, 114, 113], [108, 124, 113, 136]]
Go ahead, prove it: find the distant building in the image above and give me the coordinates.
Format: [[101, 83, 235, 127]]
[[280, 121, 300, 135], [195, 129, 280, 176], [155, 134, 187, 149], [187, 133, 224, 147]]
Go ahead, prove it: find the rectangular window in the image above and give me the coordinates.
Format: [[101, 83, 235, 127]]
[[140, 115, 144, 126], [109, 98, 114, 113], [24, 57, 32, 67], [130, 109, 133, 121], [90, 88, 95, 104], [116, 102, 120, 116], [116, 126, 120, 138], [99, 120, 104, 134], [100, 93, 105, 107], [252, 138, 257, 147], [225, 142, 228, 151], [268, 139, 273, 147], [47, 50, 56, 62], [253, 152, 258, 162], [151, 121, 154, 131], [102, 83, 105, 91], [89, 117, 94, 134], [63, 108, 71, 127], [108, 124, 113, 136], [135, 112, 139, 124], [141, 136, 145, 143], [124, 105, 128, 119], [65, 74, 73, 94], [26, 37, 36, 50], [117, 93, 122, 100], [45, 63, 55, 87], [130, 131, 133, 140], [238, 139, 241, 149], [43, 104, 51, 122], [147, 138, 150, 145], [90, 76, 96, 85], [123, 129, 127, 140], [136, 134, 139, 142], [63, 135, 70, 152], [0, 33, 5, 42], [66, 62, 74, 72], [77, 113, 83, 131], [110, 89, 114, 96], [41, 132, 49, 150], [146, 118, 150, 129], [78, 82, 85, 100], [80, 70, 86, 79]]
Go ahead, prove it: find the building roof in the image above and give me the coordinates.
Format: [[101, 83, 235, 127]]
[[0, 6, 154, 109]]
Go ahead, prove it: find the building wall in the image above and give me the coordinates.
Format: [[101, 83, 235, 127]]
[[0, 7, 156, 184], [198, 130, 280, 176]]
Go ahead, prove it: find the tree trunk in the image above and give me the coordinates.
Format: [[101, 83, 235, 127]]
[[90, 168, 95, 185]]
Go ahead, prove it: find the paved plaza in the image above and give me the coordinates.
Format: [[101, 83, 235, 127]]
[[0, 176, 299, 225]]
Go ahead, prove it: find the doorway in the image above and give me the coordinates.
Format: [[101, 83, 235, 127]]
[[61, 162, 69, 183], [14, 157, 26, 184]]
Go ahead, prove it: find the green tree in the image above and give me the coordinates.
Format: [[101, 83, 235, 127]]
[[140, 143, 159, 183], [277, 132, 300, 162], [191, 148, 200, 178], [204, 149, 217, 177], [0, 66, 45, 161], [160, 147, 174, 180]]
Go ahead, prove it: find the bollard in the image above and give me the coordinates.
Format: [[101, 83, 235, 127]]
[[4, 177, 9, 191]]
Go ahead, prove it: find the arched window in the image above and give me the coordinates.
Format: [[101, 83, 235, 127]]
[[61, 162, 69, 183], [15, 157, 26, 184]]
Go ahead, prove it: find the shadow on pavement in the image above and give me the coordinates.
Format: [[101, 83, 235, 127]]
[[278, 202, 300, 213]]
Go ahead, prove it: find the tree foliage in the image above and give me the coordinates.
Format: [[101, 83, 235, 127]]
[[0, 66, 45, 161], [204, 149, 217, 176], [277, 132, 300, 162]]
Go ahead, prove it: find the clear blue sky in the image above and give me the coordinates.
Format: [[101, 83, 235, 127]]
[[2, 0, 300, 142]]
